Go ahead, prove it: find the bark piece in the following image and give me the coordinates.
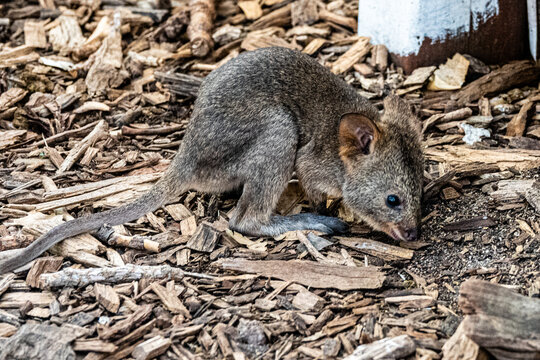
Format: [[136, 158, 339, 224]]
[[425, 146, 540, 171], [442, 186, 461, 200], [241, 27, 299, 51], [0, 323, 17, 337], [99, 304, 153, 340], [0, 129, 27, 150], [155, 71, 203, 98], [86, 19, 125, 97], [296, 231, 330, 263], [525, 186, 540, 213], [0, 45, 39, 67], [73, 101, 110, 114], [423, 107, 473, 133], [132, 335, 172, 360], [458, 279, 540, 360], [0, 274, 15, 297], [453, 61, 540, 106], [337, 237, 414, 261], [187, 0, 216, 57], [484, 179, 536, 203], [213, 323, 234, 358], [95, 283, 120, 313], [442, 322, 489, 360], [472, 171, 514, 186], [0, 323, 78, 360], [344, 335, 416, 360], [165, 203, 193, 221], [371, 44, 388, 72], [0, 291, 55, 308], [219, 258, 385, 290], [0, 88, 28, 111], [181, 215, 198, 236], [384, 295, 436, 309], [303, 38, 327, 55]]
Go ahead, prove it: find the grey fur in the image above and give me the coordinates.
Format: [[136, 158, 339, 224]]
[[0, 47, 423, 274]]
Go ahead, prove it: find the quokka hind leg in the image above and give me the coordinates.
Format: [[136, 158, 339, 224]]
[[229, 180, 350, 236], [228, 135, 348, 236]]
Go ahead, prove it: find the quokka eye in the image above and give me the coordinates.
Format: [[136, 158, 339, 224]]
[[386, 194, 401, 208]]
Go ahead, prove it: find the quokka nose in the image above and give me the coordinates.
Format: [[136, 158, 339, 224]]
[[405, 228, 418, 241]]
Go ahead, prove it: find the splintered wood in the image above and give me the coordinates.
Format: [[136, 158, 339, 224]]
[[1, 0, 540, 358], [219, 258, 385, 290]]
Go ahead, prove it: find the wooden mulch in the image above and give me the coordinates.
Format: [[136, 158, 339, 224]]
[[0, 0, 539, 359]]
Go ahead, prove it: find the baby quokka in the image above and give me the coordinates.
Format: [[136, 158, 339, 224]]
[[0, 47, 424, 274]]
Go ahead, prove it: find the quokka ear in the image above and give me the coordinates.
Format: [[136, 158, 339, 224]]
[[339, 113, 381, 158], [382, 95, 421, 134]]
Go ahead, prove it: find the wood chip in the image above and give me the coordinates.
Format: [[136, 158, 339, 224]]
[[292, 290, 325, 311], [186, 223, 219, 252], [403, 66, 436, 86], [337, 237, 414, 261], [238, 1, 262, 20], [506, 100, 536, 137], [344, 335, 416, 360], [151, 282, 191, 317], [427, 53, 469, 91], [443, 216, 496, 231], [331, 37, 371, 74], [94, 283, 121, 313], [291, 0, 319, 26], [188, 0, 216, 57], [0, 88, 28, 110], [26, 256, 63, 288], [24, 20, 47, 48], [132, 335, 172, 360]]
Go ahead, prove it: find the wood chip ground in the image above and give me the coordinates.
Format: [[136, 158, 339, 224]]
[[0, 0, 539, 359]]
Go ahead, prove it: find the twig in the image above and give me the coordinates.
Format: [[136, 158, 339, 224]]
[[39, 264, 216, 288], [30, 120, 100, 148], [296, 231, 329, 263], [187, 0, 215, 57], [93, 224, 162, 252], [121, 123, 185, 136], [57, 120, 108, 174]]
